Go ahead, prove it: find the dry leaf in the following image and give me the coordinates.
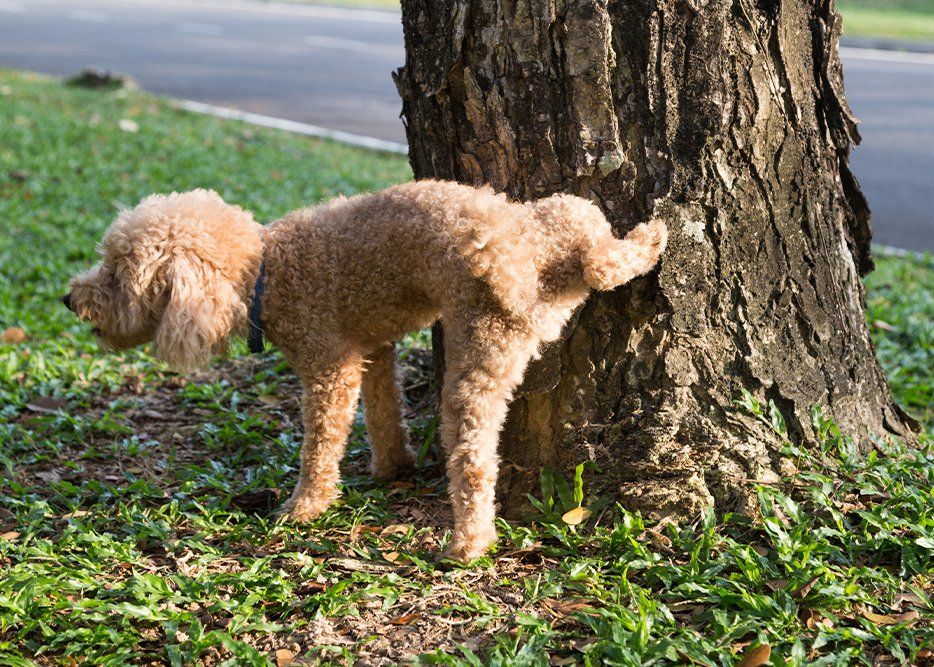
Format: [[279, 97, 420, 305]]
[[562, 506, 593, 526], [388, 613, 421, 626], [275, 648, 293, 666], [257, 394, 281, 405], [675, 649, 715, 667], [1, 327, 25, 344], [893, 592, 928, 609], [736, 644, 771, 667], [542, 598, 595, 617], [381, 523, 412, 536], [766, 579, 789, 592], [118, 118, 139, 133], [26, 396, 68, 413], [383, 551, 410, 564], [860, 610, 900, 625], [0, 531, 20, 540], [791, 574, 821, 599]]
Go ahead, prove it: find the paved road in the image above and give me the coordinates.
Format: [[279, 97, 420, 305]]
[[0, 0, 406, 142], [1, 0, 931, 250]]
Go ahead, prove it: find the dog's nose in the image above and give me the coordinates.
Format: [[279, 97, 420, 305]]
[[62, 293, 73, 311]]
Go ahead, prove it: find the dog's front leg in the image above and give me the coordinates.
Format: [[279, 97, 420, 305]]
[[280, 361, 363, 522]]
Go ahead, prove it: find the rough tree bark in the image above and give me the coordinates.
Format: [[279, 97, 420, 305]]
[[393, 0, 917, 521]]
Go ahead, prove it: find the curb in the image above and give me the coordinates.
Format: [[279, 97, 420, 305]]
[[177, 100, 409, 154], [840, 36, 934, 54]]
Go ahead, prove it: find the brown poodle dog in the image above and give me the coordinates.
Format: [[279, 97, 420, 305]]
[[64, 180, 667, 563]]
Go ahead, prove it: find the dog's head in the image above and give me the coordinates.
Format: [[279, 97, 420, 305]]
[[64, 189, 263, 371]]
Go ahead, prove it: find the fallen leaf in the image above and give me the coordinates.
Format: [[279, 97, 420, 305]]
[[381, 523, 412, 536], [675, 649, 715, 667], [118, 118, 139, 133], [766, 579, 789, 592], [562, 506, 593, 526], [26, 396, 68, 413], [388, 613, 421, 626], [0, 531, 20, 541], [791, 574, 821, 599], [1, 327, 25, 344], [799, 607, 816, 629], [257, 394, 281, 405], [893, 591, 928, 610], [860, 610, 900, 626], [541, 598, 595, 617], [275, 648, 293, 666], [736, 644, 771, 667], [295, 581, 328, 596], [891, 610, 921, 624], [382, 551, 409, 564]]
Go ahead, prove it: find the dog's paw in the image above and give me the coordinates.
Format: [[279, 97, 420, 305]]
[[443, 525, 497, 565], [632, 218, 668, 255], [442, 539, 492, 565], [371, 448, 417, 482], [276, 495, 331, 523]]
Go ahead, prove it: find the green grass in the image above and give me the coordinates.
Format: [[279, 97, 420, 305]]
[[837, 0, 934, 42], [2, 70, 934, 666]]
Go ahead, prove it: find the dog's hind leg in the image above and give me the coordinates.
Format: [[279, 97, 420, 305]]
[[582, 219, 668, 290], [439, 320, 540, 563], [362, 344, 416, 481], [281, 357, 364, 522]]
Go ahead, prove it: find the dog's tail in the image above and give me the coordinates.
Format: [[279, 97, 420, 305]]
[[582, 219, 668, 291]]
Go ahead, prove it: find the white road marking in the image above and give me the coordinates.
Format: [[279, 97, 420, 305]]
[[178, 100, 408, 154], [305, 35, 372, 53], [68, 9, 110, 22], [176, 21, 223, 36], [133, 0, 400, 24]]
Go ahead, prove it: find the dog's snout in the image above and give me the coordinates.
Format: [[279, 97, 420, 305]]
[[62, 293, 73, 312]]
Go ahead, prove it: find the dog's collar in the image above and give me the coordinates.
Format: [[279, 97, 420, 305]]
[[248, 260, 265, 354]]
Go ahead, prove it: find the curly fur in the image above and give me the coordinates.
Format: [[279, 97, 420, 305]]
[[65, 180, 667, 563]]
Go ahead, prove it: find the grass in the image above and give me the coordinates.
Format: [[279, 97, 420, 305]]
[[286, 0, 934, 42], [1, 70, 934, 666], [836, 0, 934, 42]]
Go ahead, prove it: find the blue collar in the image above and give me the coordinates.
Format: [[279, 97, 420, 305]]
[[248, 261, 265, 354]]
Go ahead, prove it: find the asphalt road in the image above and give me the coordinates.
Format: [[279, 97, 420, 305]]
[[1, 0, 931, 250]]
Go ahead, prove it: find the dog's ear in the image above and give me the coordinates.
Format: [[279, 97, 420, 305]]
[[153, 253, 240, 371]]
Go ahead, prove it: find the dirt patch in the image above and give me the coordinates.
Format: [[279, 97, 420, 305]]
[[6, 350, 590, 666]]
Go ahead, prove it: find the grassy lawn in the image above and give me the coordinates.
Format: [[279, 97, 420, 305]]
[[2, 70, 934, 666], [291, 0, 934, 43]]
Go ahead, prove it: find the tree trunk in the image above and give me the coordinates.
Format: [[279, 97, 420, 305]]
[[393, 0, 917, 521]]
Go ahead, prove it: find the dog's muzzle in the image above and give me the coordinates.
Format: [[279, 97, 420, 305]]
[[62, 293, 74, 312]]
